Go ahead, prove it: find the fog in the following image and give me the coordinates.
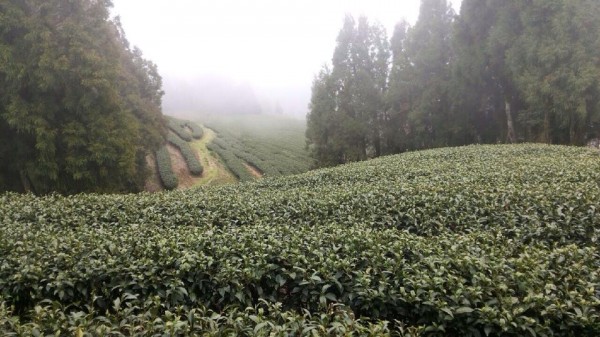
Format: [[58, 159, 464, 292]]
[[111, 0, 462, 119]]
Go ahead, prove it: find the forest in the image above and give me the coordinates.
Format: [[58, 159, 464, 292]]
[[306, 0, 600, 167], [0, 0, 165, 194]]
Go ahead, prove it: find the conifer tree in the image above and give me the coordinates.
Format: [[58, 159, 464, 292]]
[[507, 0, 600, 144], [306, 16, 390, 166], [308, 0, 600, 168], [388, 0, 455, 150]]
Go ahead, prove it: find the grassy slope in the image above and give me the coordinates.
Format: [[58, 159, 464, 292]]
[[2, 144, 599, 335], [153, 114, 308, 190], [187, 127, 237, 187]]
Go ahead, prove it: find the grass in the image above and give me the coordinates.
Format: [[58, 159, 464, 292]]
[[188, 127, 237, 187]]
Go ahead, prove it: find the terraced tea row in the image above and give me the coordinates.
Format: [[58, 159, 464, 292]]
[[1, 144, 599, 336], [204, 114, 312, 181]]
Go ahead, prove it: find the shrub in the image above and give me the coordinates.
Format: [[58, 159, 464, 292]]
[[167, 132, 203, 175], [167, 117, 192, 141], [155, 145, 178, 190], [207, 139, 255, 181], [184, 120, 204, 139]]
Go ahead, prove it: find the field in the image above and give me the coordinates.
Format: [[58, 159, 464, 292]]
[[204, 114, 313, 181], [1, 144, 599, 336], [148, 115, 311, 191]]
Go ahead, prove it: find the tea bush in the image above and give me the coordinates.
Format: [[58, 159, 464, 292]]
[[167, 117, 193, 142], [1, 144, 599, 336], [204, 115, 312, 179], [184, 120, 204, 139], [167, 132, 203, 176], [155, 145, 178, 190]]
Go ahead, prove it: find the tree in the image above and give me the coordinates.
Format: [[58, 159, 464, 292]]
[[453, 0, 600, 145], [507, 0, 600, 144], [308, 0, 600, 168], [0, 0, 165, 194], [306, 67, 341, 166], [388, 0, 455, 150], [306, 15, 390, 167], [451, 0, 524, 144], [386, 21, 413, 152]]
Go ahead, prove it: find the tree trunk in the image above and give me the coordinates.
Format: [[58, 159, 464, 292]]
[[569, 116, 576, 145], [373, 128, 381, 157], [505, 99, 516, 143], [19, 170, 34, 194], [542, 110, 551, 143]]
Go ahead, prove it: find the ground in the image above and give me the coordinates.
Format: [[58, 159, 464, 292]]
[[187, 127, 237, 187], [243, 162, 264, 178]]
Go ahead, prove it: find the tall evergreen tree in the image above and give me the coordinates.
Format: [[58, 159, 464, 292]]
[[453, 0, 600, 144], [0, 0, 165, 194], [386, 21, 414, 153], [387, 0, 455, 150], [451, 0, 524, 144], [308, 0, 600, 168], [507, 0, 600, 144], [306, 16, 390, 166], [306, 67, 341, 166]]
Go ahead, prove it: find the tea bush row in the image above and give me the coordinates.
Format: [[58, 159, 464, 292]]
[[167, 117, 193, 142], [167, 117, 203, 141], [184, 120, 204, 139], [155, 145, 178, 190], [1, 144, 599, 336], [204, 116, 311, 179], [0, 299, 410, 336], [207, 138, 256, 181], [167, 132, 203, 176]]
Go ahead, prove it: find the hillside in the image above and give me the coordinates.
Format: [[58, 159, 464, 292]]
[[1, 144, 599, 335], [146, 115, 310, 191], [204, 114, 313, 180]]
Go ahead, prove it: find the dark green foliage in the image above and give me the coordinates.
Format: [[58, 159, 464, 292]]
[[306, 16, 390, 167], [155, 145, 177, 190], [0, 144, 599, 335], [507, 0, 600, 144], [390, 0, 455, 150], [0, 300, 398, 336], [167, 132, 203, 176], [452, 0, 528, 146], [308, 0, 600, 167], [0, 0, 165, 194]]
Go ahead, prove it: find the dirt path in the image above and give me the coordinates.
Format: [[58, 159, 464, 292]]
[[169, 144, 197, 189], [144, 154, 163, 192], [188, 127, 237, 187], [144, 126, 237, 192], [243, 162, 264, 178]]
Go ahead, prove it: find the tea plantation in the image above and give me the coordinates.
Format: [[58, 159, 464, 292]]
[[1, 144, 599, 336], [204, 114, 312, 181]]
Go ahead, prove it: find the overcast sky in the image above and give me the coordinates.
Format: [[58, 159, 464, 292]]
[[111, 0, 462, 116]]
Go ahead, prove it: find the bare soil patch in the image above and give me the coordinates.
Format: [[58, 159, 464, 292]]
[[144, 154, 163, 192], [166, 144, 198, 189], [243, 162, 264, 178]]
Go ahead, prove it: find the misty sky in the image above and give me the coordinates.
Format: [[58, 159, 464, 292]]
[[111, 0, 462, 116]]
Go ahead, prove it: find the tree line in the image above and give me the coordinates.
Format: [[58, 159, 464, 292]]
[[0, 0, 165, 194], [306, 0, 600, 167]]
